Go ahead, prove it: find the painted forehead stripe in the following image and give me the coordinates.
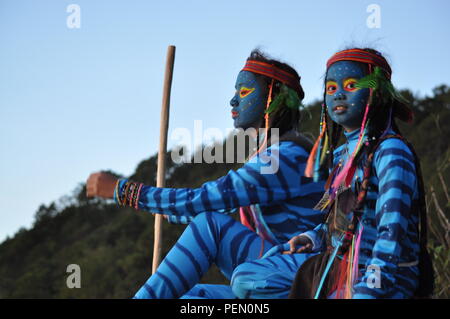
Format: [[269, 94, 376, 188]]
[[242, 60, 302, 96], [326, 49, 392, 79]]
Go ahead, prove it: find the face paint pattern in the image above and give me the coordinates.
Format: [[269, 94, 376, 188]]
[[230, 71, 267, 129], [325, 61, 370, 131]]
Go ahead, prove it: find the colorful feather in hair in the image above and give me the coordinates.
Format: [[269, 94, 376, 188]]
[[305, 109, 327, 179], [265, 84, 301, 115], [319, 133, 329, 165], [355, 66, 409, 105]]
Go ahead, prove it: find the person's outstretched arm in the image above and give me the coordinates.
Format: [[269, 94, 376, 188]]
[[87, 142, 318, 221]]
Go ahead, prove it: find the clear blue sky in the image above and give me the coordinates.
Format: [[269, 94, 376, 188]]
[[0, 0, 449, 242]]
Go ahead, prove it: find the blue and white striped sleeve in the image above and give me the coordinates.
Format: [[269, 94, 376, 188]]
[[353, 138, 417, 299], [119, 142, 312, 222]]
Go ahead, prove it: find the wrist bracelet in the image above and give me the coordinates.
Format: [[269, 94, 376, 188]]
[[134, 183, 143, 210], [114, 179, 122, 205], [115, 179, 143, 210]]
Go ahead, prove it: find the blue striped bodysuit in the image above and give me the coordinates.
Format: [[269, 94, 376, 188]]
[[116, 139, 325, 298], [231, 129, 421, 298]]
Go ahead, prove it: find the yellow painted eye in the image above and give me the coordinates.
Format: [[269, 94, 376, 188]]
[[344, 78, 359, 92], [326, 81, 337, 95], [239, 87, 255, 98]]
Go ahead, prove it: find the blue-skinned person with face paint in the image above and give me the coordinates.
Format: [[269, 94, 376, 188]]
[[86, 50, 325, 298], [231, 48, 434, 299]]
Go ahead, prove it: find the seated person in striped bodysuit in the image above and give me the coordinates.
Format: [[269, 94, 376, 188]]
[[85, 50, 326, 299], [231, 48, 434, 299]]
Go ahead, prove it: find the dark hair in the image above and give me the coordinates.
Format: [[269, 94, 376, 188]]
[[246, 49, 305, 137]]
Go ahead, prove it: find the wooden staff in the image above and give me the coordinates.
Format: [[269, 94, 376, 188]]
[[152, 45, 176, 274]]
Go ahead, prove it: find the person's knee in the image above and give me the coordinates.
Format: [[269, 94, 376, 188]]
[[231, 262, 259, 299], [191, 211, 230, 235], [231, 258, 295, 299], [191, 211, 209, 225], [192, 211, 225, 225]]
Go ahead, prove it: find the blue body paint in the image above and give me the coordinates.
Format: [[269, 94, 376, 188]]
[[230, 71, 268, 129], [325, 61, 370, 131]]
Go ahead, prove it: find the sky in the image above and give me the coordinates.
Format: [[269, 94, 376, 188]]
[[0, 0, 449, 242]]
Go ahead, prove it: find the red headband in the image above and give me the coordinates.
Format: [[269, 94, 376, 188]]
[[326, 49, 392, 79], [327, 49, 413, 123], [242, 60, 303, 96]]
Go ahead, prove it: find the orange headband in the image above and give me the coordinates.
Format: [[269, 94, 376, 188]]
[[242, 60, 302, 97], [327, 49, 392, 79]]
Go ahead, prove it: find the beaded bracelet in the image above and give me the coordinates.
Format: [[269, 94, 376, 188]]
[[115, 179, 130, 206], [134, 183, 143, 210], [126, 183, 136, 206], [115, 178, 129, 206], [130, 183, 139, 208], [114, 179, 123, 206], [122, 181, 133, 206], [115, 179, 144, 210], [130, 182, 144, 209], [129, 183, 138, 207]]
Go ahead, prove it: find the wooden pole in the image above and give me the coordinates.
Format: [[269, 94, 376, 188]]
[[152, 45, 176, 274]]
